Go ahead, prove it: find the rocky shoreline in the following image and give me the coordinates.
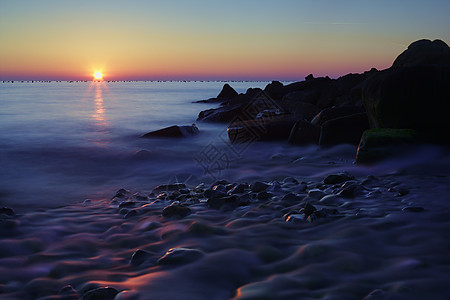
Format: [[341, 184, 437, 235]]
[[2, 167, 450, 299]]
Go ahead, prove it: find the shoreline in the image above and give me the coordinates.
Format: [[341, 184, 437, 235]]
[[2, 161, 450, 299]]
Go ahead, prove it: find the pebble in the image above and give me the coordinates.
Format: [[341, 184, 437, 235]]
[[257, 191, 272, 200], [402, 206, 425, 212], [0, 207, 15, 217], [251, 181, 270, 193], [324, 172, 355, 184], [82, 286, 119, 300], [162, 204, 192, 218], [157, 247, 204, 265], [130, 249, 152, 266], [307, 189, 327, 199]]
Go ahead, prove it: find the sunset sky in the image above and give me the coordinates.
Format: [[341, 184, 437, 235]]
[[1, 0, 449, 81]]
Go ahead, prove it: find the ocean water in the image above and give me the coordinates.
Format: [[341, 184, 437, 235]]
[[0, 81, 444, 212]]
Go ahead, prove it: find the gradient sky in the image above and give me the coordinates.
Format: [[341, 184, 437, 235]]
[[1, 0, 449, 81]]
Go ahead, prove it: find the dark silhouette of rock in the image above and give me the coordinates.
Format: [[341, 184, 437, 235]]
[[311, 105, 365, 126], [393, 39, 450, 67], [227, 116, 296, 143], [356, 128, 419, 164], [319, 112, 370, 145], [288, 119, 321, 145], [142, 124, 199, 138], [264, 81, 284, 100], [363, 65, 450, 141], [217, 83, 238, 99]]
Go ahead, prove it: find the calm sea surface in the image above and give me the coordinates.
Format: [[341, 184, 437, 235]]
[[1, 81, 385, 211]]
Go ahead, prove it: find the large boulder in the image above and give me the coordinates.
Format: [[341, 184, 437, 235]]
[[319, 112, 370, 145], [363, 39, 450, 142], [142, 124, 199, 138], [288, 119, 321, 145], [217, 83, 238, 99], [228, 116, 296, 143], [356, 128, 419, 164], [362, 65, 450, 141], [393, 39, 450, 67]]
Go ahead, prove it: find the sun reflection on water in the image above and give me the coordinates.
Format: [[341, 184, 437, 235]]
[[87, 82, 111, 147]]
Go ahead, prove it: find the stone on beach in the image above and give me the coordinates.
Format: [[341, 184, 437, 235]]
[[162, 204, 192, 218], [81, 286, 119, 300], [142, 124, 199, 138], [157, 247, 204, 265]]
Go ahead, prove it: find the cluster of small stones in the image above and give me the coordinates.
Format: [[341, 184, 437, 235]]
[[109, 171, 423, 225]]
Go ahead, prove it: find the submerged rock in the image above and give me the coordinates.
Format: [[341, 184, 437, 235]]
[[142, 124, 199, 138], [157, 247, 204, 265], [130, 249, 152, 266], [82, 287, 118, 300], [324, 172, 355, 184], [162, 204, 192, 218]]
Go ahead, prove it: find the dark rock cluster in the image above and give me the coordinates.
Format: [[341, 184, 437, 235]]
[[195, 39, 450, 163]]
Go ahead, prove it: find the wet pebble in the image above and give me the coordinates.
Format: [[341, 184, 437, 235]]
[[130, 249, 152, 266], [82, 286, 119, 300], [228, 183, 248, 194], [59, 285, 79, 297], [162, 204, 192, 218], [157, 247, 204, 265], [118, 201, 136, 209], [0, 207, 15, 217], [307, 189, 327, 199], [251, 181, 270, 193], [402, 206, 425, 212], [256, 191, 272, 200], [324, 172, 354, 184]]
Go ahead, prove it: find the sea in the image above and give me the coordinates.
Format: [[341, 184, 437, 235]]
[[0, 81, 443, 212]]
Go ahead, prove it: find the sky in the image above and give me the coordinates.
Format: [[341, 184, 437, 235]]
[[1, 0, 449, 81]]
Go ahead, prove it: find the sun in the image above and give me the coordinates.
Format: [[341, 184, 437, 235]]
[[93, 72, 103, 81]]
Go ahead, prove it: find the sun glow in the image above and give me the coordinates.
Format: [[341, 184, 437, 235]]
[[93, 72, 103, 81]]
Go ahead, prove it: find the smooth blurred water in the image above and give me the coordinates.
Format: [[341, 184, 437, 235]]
[[0, 81, 281, 210]]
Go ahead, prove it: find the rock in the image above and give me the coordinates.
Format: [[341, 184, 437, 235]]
[[311, 105, 365, 126], [207, 195, 242, 210], [279, 98, 320, 120], [319, 112, 370, 145], [288, 119, 321, 145], [130, 249, 152, 266], [282, 193, 303, 202], [363, 64, 450, 140], [82, 287, 119, 300], [114, 290, 140, 300], [118, 201, 136, 209], [59, 285, 78, 296], [264, 80, 284, 100], [142, 124, 199, 138], [162, 204, 192, 218], [363, 40, 450, 143], [256, 191, 272, 200], [300, 203, 317, 217], [323, 172, 354, 184], [251, 181, 270, 192], [124, 209, 138, 219], [307, 189, 327, 199], [0, 207, 15, 217], [227, 115, 296, 143], [228, 183, 248, 194], [337, 181, 362, 198], [198, 103, 248, 122], [157, 247, 204, 265], [356, 128, 419, 164], [402, 206, 425, 212], [393, 39, 450, 67], [217, 83, 238, 99]]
